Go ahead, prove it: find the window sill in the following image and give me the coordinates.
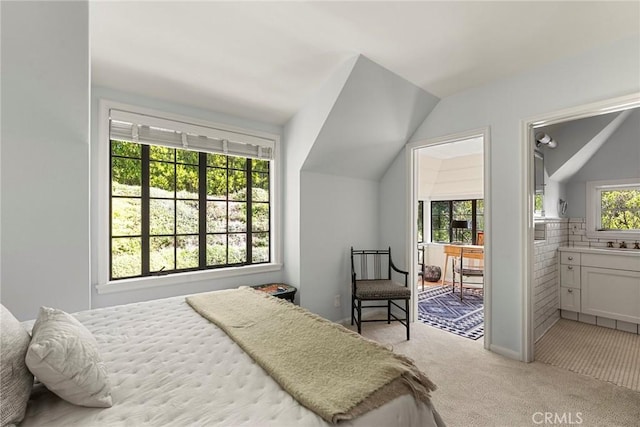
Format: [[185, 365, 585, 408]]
[[96, 263, 283, 295]]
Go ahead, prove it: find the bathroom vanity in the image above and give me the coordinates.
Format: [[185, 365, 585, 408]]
[[559, 247, 640, 330]]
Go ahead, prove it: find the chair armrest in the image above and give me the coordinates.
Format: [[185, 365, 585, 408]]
[[390, 260, 409, 287]]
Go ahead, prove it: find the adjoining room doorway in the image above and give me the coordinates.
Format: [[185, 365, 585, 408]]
[[408, 129, 491, 349]]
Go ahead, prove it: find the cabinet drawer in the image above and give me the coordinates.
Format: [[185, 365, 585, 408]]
[[560, 287, 581, 311], [560, 264, 580, 288], [560, 251, 580, 265]]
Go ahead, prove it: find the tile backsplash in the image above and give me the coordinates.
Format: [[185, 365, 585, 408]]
[[565, 217, 640, 248]]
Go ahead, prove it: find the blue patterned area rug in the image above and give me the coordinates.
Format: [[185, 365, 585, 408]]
[[417, 285, 484, 340]]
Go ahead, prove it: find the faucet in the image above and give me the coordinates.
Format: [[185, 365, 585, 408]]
[[634, 242, 640, 250], [607, 241, 614, 248], [619, 241, 627, 249]]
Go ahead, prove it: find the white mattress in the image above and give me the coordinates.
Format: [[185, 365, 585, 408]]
[[22, 295, 442, 426]]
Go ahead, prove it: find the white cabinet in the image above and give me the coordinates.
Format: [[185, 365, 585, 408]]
[[560, 287, 581, 312], [559, 251, 581, 311], [581, 266, 640, 324], [559, 248, 640, 325]]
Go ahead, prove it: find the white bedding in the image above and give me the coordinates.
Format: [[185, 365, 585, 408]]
[[21, 295, 442, 426]]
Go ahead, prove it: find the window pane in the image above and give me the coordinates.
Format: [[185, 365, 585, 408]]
[[176, 200, 199, 234], [206, 234, 227, 266], [112, 158, 141, 196], [431, 201, 450, 243], [176, 165, 199, 199], [112, 198, 141, 236], [207, 201, 227, 233], [150, 199, 175, 235], [176, 149, 198, 165], [229, 202, 246, 232], [207, 168, 227, 200], [176, 236, 199, 269], [150, 236, 174, 272], [252, 203, 269, 232], [252, 172, 269, 202], [150, 146, 174, 161], [112, 140, 141, 158], [601, 189, 640, 230], [111, 237, 141, 278], [252, 233, 269, 263], [150, 161, 175, 197], [229, 171, 246, 201], [253, 159, 269, 172], [208, 154, 227, 167], [228, 234, 246, 264], [229, 157, 246, 170]]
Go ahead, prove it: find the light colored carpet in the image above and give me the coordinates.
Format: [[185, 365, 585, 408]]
[[347, 321, 640, 427], [535, 319, 640, 392]]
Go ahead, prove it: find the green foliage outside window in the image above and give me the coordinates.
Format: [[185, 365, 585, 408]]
[[600, 189, 640, 230], [431, 199, 483, 244], [110, 140, 270, 280]]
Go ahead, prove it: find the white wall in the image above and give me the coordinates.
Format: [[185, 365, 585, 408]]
[[282, 57, 358, 299], [90, 87, 284, 308], [419, 153, 484, 200], [1, 1, 91, 320], [392, 35, 640, 358], [565, 108, 640, 218], [300, 172, 379, 320]]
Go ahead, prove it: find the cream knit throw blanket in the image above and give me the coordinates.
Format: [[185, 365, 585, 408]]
[[186, 288, 436, 423]]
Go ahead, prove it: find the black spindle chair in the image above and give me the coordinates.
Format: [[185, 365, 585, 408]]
[[350, 247, 411, 340]]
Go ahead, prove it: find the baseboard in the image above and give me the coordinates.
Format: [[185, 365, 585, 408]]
[[337, 308, 387, 326], [534, 315, 560, 344], [489, 344, 523, 361]]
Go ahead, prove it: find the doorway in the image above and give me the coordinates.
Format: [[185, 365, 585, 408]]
[[522, 92, 640, 367], [408, 128, 491, 349]]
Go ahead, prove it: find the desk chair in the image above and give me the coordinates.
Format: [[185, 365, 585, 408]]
[[452, 246, 484, 300]]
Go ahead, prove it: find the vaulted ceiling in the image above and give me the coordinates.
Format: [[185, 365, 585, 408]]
[[90, 2, 640, 125]]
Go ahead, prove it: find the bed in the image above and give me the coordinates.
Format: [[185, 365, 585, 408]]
[[17, 290, 444, 426]]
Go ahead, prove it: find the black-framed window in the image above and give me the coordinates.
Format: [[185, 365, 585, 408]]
[[110, 140, 270, 280], [417, 200, 424, 243], [431, 199, 484, 244]]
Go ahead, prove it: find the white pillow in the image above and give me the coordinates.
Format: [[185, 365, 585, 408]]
[[25, 307, 112, 408], [0, 304, 33, 427]]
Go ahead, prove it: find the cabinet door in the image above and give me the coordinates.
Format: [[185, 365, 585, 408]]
[[560, 264, 580, 288], [560, 287, 580, 311], [581, 266, 640, 324]]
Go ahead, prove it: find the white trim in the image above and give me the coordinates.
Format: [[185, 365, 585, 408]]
[[521, 92, 640, 363], [489, 344, 522, 361], [407, 127, 492, 351], [96, 263, 283, 295], [586, 178, 640, 240], [97, 99, 282, 291]]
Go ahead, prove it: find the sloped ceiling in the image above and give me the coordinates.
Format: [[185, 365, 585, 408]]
[[301, 56, 439, 180], [540, 109, 633, 183], [90, 2, 640, 125]]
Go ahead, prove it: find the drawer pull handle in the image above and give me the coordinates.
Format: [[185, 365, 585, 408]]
[[568, 256, 573, 260], [567, 289, 573, 293], [568, 265, 573, 270]]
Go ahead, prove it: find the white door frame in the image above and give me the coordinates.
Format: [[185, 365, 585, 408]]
[[520, 92, 640, 362], [407, 127, 492, 350]]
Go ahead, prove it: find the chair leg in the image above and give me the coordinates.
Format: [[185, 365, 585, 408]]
[[357, 299, 362, 334], [405, 299, 410, 340], [387, 300, 391, 324], [351, 295, 355, 325]]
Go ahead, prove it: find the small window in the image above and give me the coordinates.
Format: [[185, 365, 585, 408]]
[[586, 179, 640, 239]]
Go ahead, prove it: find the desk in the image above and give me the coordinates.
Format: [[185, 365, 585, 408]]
[[441, 244, 484, 284]]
